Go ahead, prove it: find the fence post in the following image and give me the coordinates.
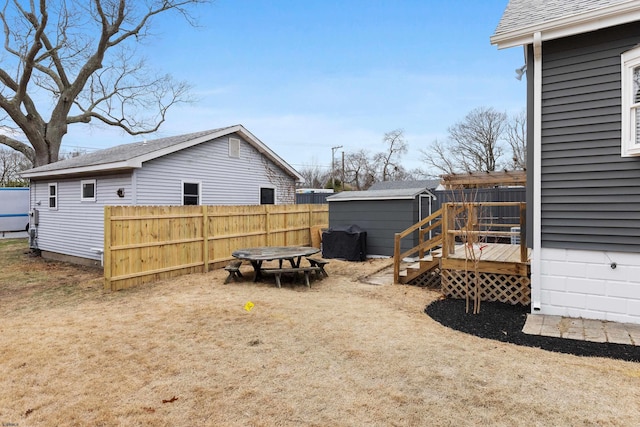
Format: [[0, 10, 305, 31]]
[[265, 205, 271, 246], [103, 206, 112, 291], [202, 205, 209, 272], [308, 204, 313, 245]]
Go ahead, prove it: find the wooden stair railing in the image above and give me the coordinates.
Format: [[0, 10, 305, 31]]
[[393, 208, 444, 284]]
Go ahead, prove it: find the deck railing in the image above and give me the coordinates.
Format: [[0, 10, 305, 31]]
[[393, 202, 527, 284], [393, 208, 444, 283], [442, 202, 527, 263]]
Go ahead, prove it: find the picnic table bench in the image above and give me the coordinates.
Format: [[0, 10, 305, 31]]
[[261, 266, 321, 288], [231, 246, 323, 288], [224, 260, 244, 284], [307, 258, 329, 278]]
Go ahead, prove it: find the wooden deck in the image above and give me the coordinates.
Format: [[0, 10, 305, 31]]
[[447, 243, 530, 263], [440, 243, 531, 305], [441, 243, 531, 277], [394, 202, 531, 305]]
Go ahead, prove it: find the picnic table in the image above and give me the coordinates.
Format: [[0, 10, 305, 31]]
[[231, 246, 322, 287]]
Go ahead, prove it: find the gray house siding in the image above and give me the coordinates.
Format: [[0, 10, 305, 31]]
[[31, 173, 132, 261], [134, 134, 295, 205], [329, 199, 419, 257], [540, 22, 640, 253]]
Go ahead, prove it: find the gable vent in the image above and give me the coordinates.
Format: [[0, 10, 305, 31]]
[[229, 137, 240, 158]]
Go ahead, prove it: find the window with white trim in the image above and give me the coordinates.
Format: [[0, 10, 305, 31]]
[[48, 183, 58, 210], [621, 46, 640, 156], [81, 179, 96, 202], [182, 181, 201, 205]]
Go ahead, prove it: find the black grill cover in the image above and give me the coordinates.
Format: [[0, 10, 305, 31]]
[[322, 224, 367, 261]]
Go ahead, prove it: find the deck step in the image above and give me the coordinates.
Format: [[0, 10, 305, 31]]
[[399, 257, 441, 284]]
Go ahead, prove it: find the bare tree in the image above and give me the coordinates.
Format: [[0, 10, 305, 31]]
[[0, 0, 208, 167], [375, 128, 408, 181], [420, 107, 508, 174], [0, 146, 30, 186], [505, 110, 527, 170], [297, 158, 329, 189], [344, 149, 376, 190], [419, 138, 459, 176]]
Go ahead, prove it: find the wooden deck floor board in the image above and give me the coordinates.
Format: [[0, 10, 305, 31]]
[[448, 243, 530, 264]]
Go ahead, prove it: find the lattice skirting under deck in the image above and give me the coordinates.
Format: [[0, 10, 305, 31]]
[[408, 268, 441, 288], [441, 269, 531, 305]]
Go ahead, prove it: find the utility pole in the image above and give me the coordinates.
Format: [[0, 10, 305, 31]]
[[331, 145, 343, 191], [341, 151, 345, 190]]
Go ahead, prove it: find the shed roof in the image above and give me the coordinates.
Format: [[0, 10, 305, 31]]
[[368, 179, 441, 191], [491, 0, 640, 48], [21, 124, 303, 181], [326, 188, 433, 202]]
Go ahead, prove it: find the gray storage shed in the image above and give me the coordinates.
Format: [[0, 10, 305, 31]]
[[326, 186, 435, 257]]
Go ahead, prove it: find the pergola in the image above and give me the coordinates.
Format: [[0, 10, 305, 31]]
[[440, 170, 526, 189]]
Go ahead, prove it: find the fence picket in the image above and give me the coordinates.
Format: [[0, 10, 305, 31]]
[[104, 204, 328, 290]]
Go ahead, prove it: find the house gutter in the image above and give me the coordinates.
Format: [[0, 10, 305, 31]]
[[532, 32, 542, 311], [490, 3, 640, 49]]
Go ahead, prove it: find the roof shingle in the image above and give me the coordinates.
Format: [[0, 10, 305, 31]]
[[493, 0, 631, 37], [25, 126, 233, 174]]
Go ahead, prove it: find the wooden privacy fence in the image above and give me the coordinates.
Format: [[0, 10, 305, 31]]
[[104, 204, 328, 291]]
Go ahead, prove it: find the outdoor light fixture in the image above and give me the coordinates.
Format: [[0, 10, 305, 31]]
[[515, 64, 527, 80]]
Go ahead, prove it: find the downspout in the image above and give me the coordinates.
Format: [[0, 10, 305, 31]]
[[532, 32, 542, 311]]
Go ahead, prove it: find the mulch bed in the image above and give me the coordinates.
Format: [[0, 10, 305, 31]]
[[425, 298, 640, 363]]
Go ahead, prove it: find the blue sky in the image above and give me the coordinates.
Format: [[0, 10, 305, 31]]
[[64, 0, 525, 174]]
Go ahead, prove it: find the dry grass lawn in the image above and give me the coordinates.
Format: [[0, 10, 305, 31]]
[[1, 238, 639, 426]]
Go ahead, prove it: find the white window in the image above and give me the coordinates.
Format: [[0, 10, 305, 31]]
[[48, 183, 58, 210], [182, 181, 201, 205], [621, 46, 640, 156], [81, 179, 96, 202], [229, 137, 240, 158]]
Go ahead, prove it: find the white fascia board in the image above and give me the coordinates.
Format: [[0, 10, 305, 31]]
[[327, 188, 433, 202], [328, 196, 417, 202], [20, 160, 138, 178], [491, 3, 640, 49]]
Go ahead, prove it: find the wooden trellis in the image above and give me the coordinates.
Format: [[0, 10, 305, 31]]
[[441, 270, 531, 305]]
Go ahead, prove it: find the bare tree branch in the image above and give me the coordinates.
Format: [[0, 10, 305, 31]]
[[505, 109, 527, 170], [421, 107, 509, 176], [344, 149, 376, 190], [0, 133, 35, 162], [0, 0, 209, 166], [0, 145, 31, 185], [376, 128, 408, 181]]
